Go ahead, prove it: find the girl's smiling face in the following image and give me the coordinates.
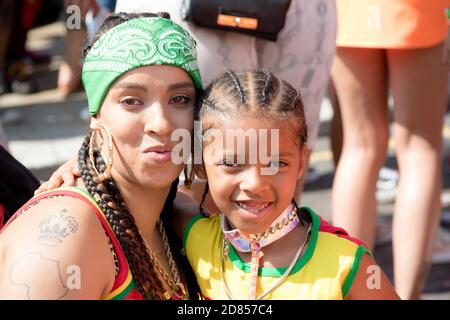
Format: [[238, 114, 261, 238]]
[[201, 116, 307, 234], [92, 65, 196, 190]]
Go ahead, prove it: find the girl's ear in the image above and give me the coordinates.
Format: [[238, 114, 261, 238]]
[[297, 145, 309, 180], [193, 163, 207, 180]]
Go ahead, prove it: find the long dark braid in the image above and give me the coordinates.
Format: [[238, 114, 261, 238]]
[[159, 180, 202, 299], [78, 136, 166, 299], [79, 11, 202, 299]]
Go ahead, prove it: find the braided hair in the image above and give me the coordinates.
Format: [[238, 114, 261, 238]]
[[79, 11, 201, 300], [196, 70, 309, 220], [198, 70, 307, 144]]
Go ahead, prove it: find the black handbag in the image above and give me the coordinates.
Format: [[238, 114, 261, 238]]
[[181, 0, 292, 42]]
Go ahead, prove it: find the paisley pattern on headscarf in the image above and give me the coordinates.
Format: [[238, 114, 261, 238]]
[[82, 16, 202, 115]]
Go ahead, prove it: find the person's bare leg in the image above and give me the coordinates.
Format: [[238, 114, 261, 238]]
[[331, 48, 389, 250], [388, 43, 448, 300], [58, 8, 87, 96]]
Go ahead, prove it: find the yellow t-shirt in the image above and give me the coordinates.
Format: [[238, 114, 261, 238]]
[[183, 207, 369, 300]]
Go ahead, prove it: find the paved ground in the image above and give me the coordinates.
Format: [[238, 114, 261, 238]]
[[1, 22, 449, 299]]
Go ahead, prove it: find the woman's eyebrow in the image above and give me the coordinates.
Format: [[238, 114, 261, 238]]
[[112, 82, 148, 92], [168, 82, 195, 91]]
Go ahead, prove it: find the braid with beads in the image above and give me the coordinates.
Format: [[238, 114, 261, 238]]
[[80, 11, 202, 299], [78, 136, 165, 299]]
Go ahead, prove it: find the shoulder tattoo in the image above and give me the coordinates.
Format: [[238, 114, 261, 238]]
[[38, 209, 79, 247]]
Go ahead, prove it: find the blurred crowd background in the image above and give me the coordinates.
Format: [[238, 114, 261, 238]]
[[0, 0, 449, 299]]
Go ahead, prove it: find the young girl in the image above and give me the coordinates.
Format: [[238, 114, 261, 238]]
[[179, 70, 399, 299], [38, 70, 399, 300]]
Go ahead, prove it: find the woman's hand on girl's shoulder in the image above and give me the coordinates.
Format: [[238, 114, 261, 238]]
[[34, 157, 80, 195], [0, 196, 115, 299], [345, 253, 400, 300]]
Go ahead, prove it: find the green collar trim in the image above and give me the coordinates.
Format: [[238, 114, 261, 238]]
[[226, 207, 320, 277]]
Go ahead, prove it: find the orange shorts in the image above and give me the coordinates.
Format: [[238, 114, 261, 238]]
[[336, 0, 450, 49]]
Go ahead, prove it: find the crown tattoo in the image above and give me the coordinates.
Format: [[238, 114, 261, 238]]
[[38, 209, 78, 247]]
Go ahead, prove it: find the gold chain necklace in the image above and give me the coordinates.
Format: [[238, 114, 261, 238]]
[[221, 221, 312, 300], [142, 220, 187, 300], [222, 204, 300, 253], [251, 206, 298, 241]]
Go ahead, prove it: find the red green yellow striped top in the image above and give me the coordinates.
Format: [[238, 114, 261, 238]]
[[3, 186, 148, 299], [183, 207, 370, 300]]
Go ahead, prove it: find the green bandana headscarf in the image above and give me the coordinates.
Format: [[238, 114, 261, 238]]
[[82, 17, 202, 115]]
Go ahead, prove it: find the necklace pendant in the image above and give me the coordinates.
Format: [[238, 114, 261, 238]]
[[222, 203, 300, 253], [248, 240, 261, 300], [163, 291, 172, 300]]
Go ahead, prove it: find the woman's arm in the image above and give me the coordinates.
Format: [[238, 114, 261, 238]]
[[345, 253, 400, 300], [172, 191, 202, 240], [0, 197, 115, 299], [177, 179, 220, 214], [173, 180, 220, 240]]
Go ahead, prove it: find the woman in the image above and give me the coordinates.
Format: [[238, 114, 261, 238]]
[[331, 0, 449, 299], [0, 12, 202, 300]]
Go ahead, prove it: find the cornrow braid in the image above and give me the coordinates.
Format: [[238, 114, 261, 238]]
[[199, 70, 308, 146], [202, 98, 224, 114], [293, 92, 308, 143], [261, 70, 273, 106], [78, 136, 166, 299], [78, 11, 202, 300], [226, 70, 246, 104], [159, 178, 202, 299]]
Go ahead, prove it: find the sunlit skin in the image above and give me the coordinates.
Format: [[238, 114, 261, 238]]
[[31, 72, 400, 300], [93, 65, 196, 191], [197, 115, 399, 299], [201, 116, 307, 235], [0, 65, 199, 299]]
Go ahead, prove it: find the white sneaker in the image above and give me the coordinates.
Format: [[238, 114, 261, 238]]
[[376, 167, 399, 204]]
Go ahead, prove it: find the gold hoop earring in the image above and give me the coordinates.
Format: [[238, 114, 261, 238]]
[[89, 122, 113, 182]]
